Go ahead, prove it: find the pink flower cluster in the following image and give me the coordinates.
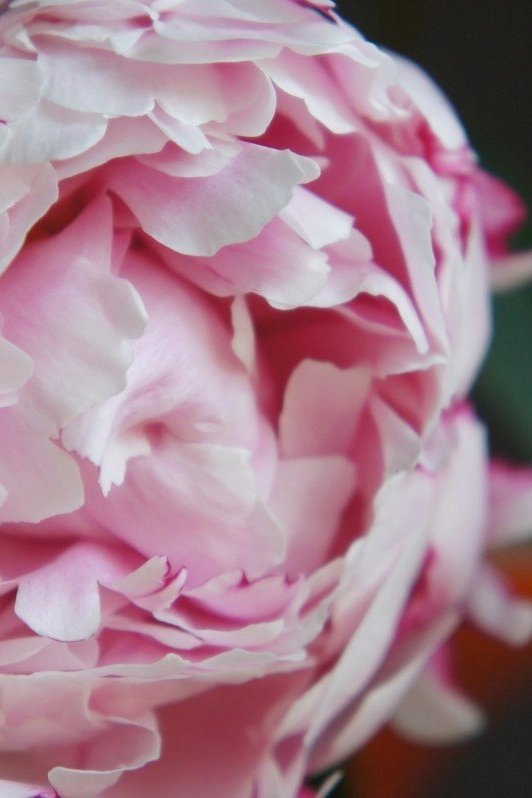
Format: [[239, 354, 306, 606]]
[[0, 1, 530, 796]]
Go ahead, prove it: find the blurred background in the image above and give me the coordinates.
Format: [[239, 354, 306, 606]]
[[320, 2, 532, 796]]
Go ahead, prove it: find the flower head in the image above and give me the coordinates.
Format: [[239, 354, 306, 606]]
[[0, 2, 530, 796]]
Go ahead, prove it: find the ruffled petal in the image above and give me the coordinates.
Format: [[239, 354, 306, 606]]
[[0, 196, 146, 521], [15, 542, 137, 641], [107, 142, 320, 256], [393, 664, 484, 743], [0, 163, 57, 273]]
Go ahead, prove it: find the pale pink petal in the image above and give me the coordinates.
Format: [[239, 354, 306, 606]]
[[467, 564, 532, 646], [0, 163, 58, 273], [0, 635, 50, 669], [393, 666, 485, 743], [0, 405, 83, 522], [107, 142, 320, 256], [2, 196, 146, 427], [231, 296, 257, 373], [331, 257, 431, 356], [41, 44, 275, 134], [427, 411, 489, 603], [148, 105, 211, 153], [150, 564, 336, 655], [40, 44, 159, 117], [183, 569, 297, 623], [369, 394, 422, 476], [279, 186, 354, 250], [48, 714, 160, 798], [158, 214, 330, 308], [0, 58, 43, 122], [444, 214, 491, 397], [132, 2, 353, 65], [317, 134, 448, 354], [489, 461, 532, 547], [404, 156, 482, 399], [393, 53, 467, 150], [325, 44, 403, 123], [0, 333, 32, 408], [280, 360, 371, 458], [471, 167, 527, 257], [219, 63, 277, 138], [55, 116, 168, 180], [0, 197, 146, 521], [308, 646, 430, 768], [63, 246, 262, 493], [81, 440, 266, 587], [380, 180, 448, 352], [0, 671, 98, 749], [3, 101, 107, 164], [16, 0, 155, 45], [15, 542, 137, 641], [106, 557, 188, 613], [263, 49, 356, 134], [157, 61, 275, 134], [0, 781, 56, 798], [137, 138, 239, 178], [282, 470, 433, 751], [130, 25, 282, 65], [102, 677, 307, 798], [268, 456, 356, 577]]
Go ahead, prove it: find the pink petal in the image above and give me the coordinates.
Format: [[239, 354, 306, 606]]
[[15, 542, 136, 641], [279, 186, 354, 250], [3, 101, 107, 164], [394, 54, 467, 151], [81, 439, 266, 587], [0, 199, 146, 521], [281, 470, 433, 752], [0, 333, 32, 408], [467, 564, 532, 646], [0, 163, 58, 273], [101, 677, 307, 798], [106, 557, 187, 613], [263, 48, 356, 134], [107, 142, 319, 256], [0, 404, 83, 522], [471, 167, 527, 257], [56, 116, 168, 180], [0, 58, 43, 122], [1, 196, 146, 429], [268, 456, 356, 577], [489, 461, 532, 547], [49, 715, 160, 798], [393, 666, 484, 743], [280, 360, 371, 458], [63, 246, 262, 493], [158, 214, 330, 308], [427, 411, 488, 603], [0, 782, 56, 798]]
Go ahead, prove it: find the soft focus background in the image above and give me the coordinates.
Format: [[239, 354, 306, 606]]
[[324, 2, 532, 796]]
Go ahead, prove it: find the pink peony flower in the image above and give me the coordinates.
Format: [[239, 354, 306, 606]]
[[0, 1, 530, 795]]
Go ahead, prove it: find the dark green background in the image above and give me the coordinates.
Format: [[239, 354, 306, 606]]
[[321, 2, 532, 796]]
